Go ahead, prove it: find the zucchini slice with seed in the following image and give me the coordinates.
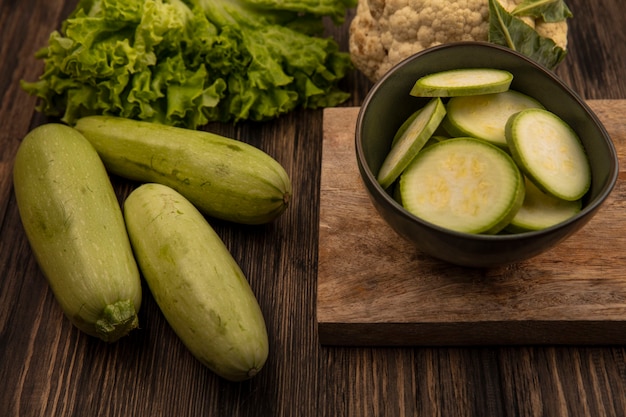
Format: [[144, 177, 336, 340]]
[[399, 137, 525, 234], [506, 177, 582, 233], [505, 108, 591, 201], [442, 90, 544, 148]]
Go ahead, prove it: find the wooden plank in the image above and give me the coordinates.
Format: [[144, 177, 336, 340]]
[[317, 100, 626, 346]]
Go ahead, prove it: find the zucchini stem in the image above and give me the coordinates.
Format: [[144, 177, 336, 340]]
[[95, 300, 139, 343]]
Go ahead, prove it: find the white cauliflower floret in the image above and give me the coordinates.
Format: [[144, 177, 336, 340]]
[[349, 0, 569, 82], [536, 19, 568, 48]]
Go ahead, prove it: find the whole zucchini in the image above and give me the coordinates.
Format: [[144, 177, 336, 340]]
[[74, 116, 292, 225], [123, 183, 269, 381], [13, 124, 142, 342]]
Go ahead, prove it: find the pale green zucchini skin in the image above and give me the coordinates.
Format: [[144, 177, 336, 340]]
[[74, 116, 292, 225], [12, 124, 142, 342], [123, 183, 269, 381]]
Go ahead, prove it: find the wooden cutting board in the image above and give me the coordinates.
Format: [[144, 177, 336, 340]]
[[317, 100, 626, 346]]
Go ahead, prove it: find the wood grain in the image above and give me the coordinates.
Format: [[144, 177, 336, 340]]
[[318, 102, 626, 346]]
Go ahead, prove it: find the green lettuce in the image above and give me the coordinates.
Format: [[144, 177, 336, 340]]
[[21, 0, 356, 127]]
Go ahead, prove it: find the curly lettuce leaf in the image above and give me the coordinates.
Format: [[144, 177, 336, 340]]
[[488, 0, 567, 70], [21, 0, 356, 127], [250, 0, 356, 24], [511, 0, 573, 23]]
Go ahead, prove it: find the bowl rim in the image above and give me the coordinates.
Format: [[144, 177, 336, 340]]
[[355, 41, 620, 242]]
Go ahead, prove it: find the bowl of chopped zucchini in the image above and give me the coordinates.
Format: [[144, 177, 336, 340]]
[[355, 42, 619, 267]]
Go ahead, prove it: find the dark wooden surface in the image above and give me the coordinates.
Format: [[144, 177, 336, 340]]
[[2, 1, 626, 416]]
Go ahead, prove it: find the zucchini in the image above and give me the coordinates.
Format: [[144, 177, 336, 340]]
[[506, 177, 582, 233], [410, 68, 513, 97], [13, 124, 142, 342], [390, 107, 423, 148], [123, 183, 269, 382], [399, 137, 525, 234], [505, 108, 591, 201], [442, 90, 544, 148], [74, 116, 292, 225], [377, 97, 446, 189]]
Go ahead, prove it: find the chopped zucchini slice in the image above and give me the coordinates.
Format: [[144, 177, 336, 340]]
[[506, 177, 582, 233], [442, 90, 544, 148], [377, 97, 446, 189], [410, 68, 513, 97], [399, 137, 525, 234], [505, 108, 591, 201]]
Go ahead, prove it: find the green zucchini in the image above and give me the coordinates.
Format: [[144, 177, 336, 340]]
[[505, 108, 591, 201], [410, 68, 513, 97], [123, 183, 269, 382], [377, 97, 447, 189], [74, 115, 292, 225], [399, 137, 525, 234], [13, 124, 142, 342], [442, 90, 544, 148], [506, 177, 582, 233]]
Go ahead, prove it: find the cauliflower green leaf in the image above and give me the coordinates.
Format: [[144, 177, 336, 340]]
[[511, 0, 573, 23], [489, 0, 567, 69]]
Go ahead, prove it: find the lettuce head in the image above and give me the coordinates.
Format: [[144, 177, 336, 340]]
[[21, 0, 356, 127]]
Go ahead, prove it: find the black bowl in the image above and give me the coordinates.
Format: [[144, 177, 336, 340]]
[[355, 42, 619, 267]]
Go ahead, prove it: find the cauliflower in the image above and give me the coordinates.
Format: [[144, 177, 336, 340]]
[[349, 0, 569, 82]]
